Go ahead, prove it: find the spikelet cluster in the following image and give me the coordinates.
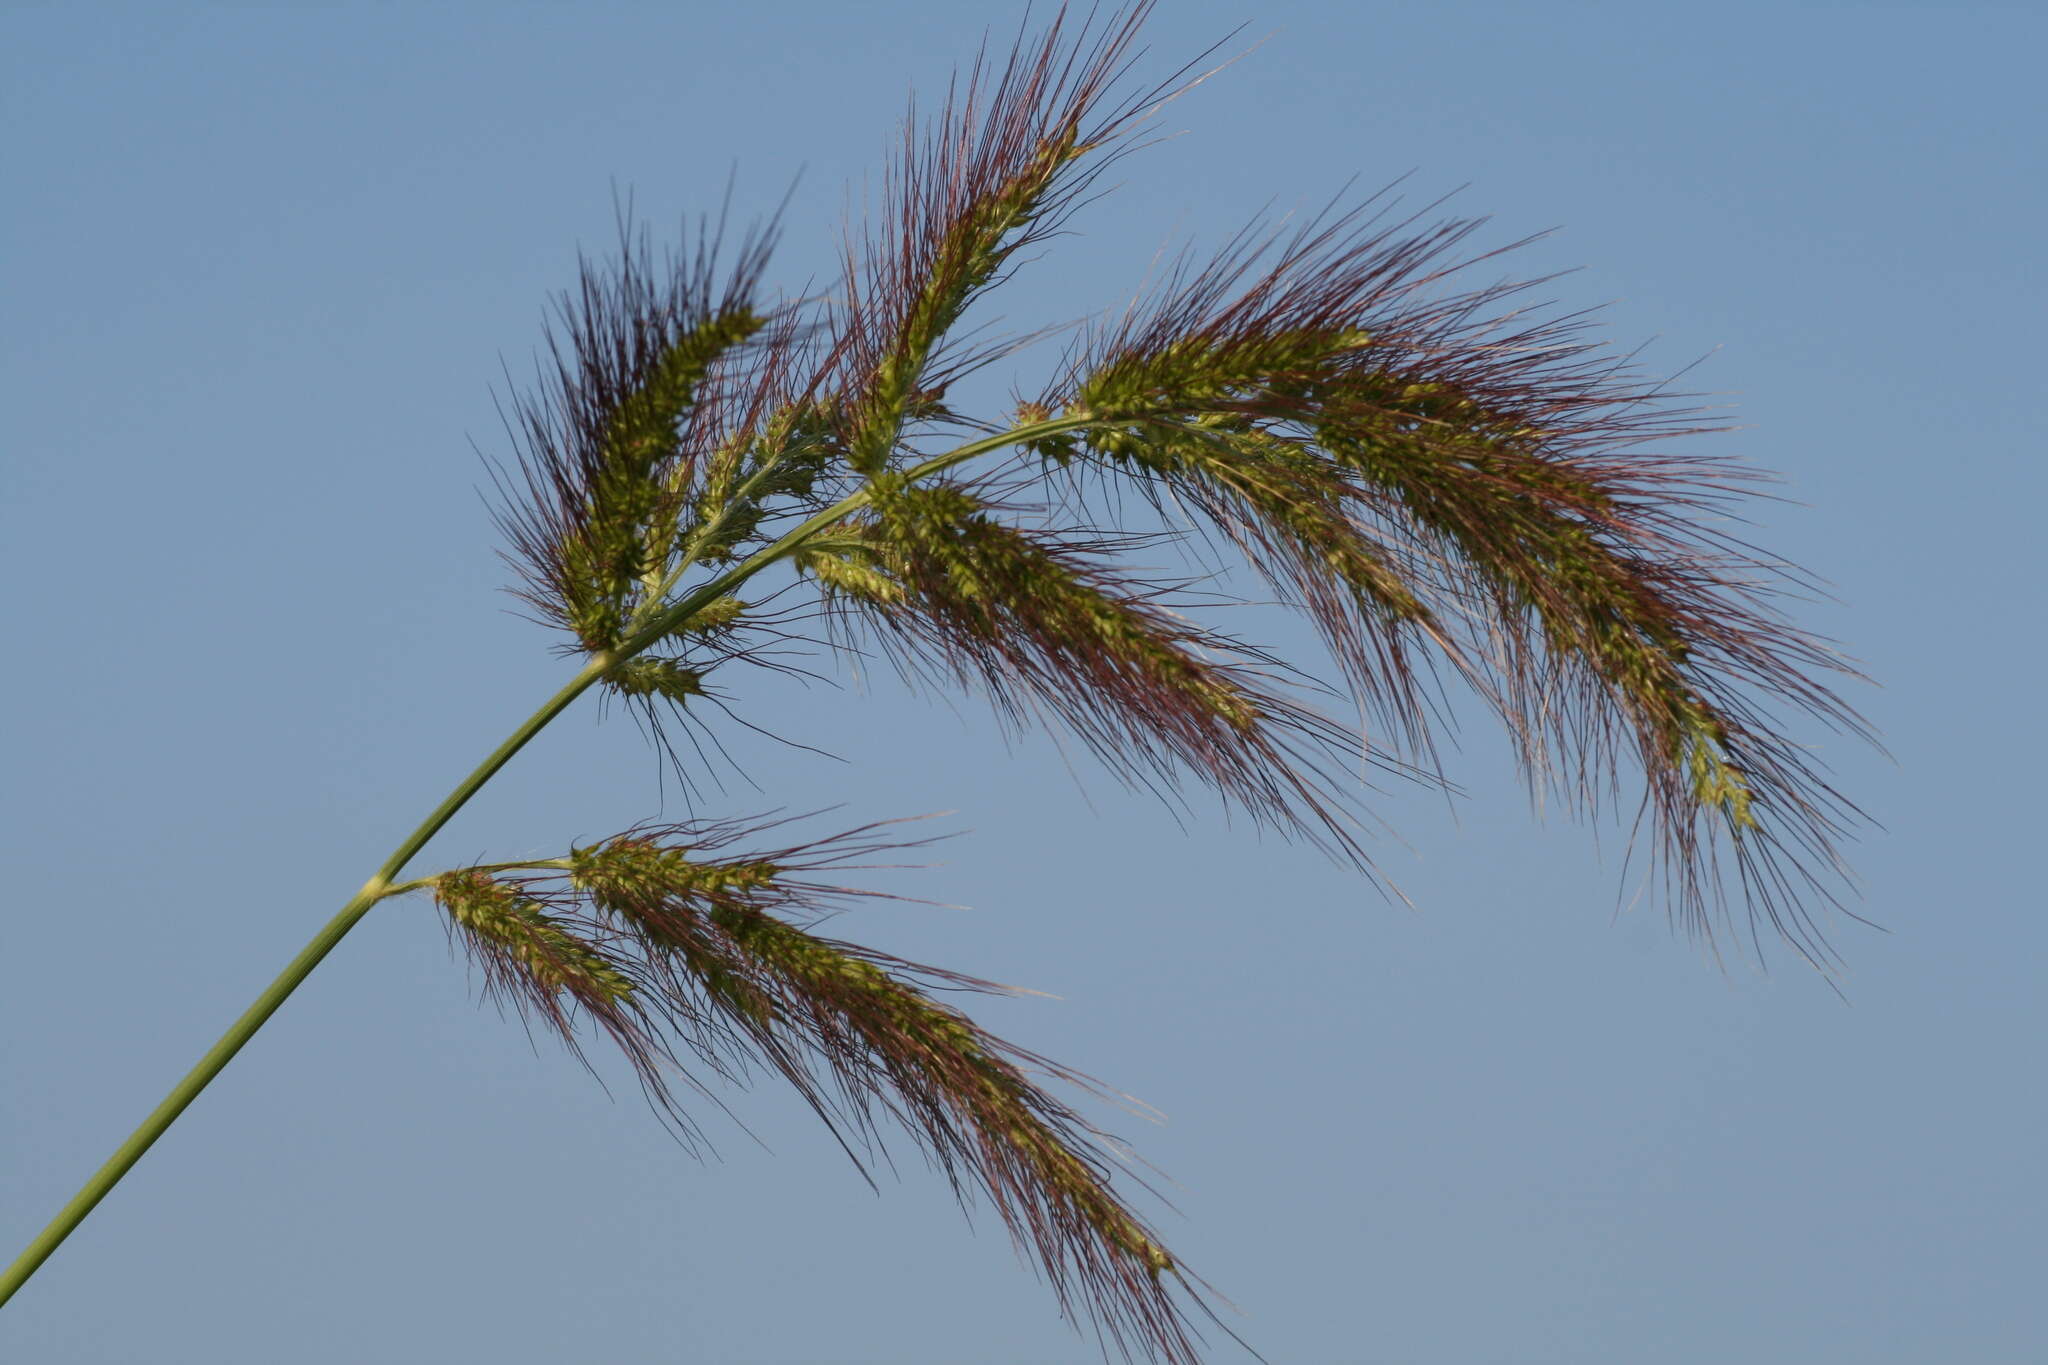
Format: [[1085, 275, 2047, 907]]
[[431, 815, 1218, 1363], [820, 3, 1180, 479], [800, 481, 1427, 867], [1026, 194, 1869, 963], [495, 212, 775, 657]]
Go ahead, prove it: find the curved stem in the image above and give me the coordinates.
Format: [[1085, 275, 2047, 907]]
[[0, 657, 611, 1309]]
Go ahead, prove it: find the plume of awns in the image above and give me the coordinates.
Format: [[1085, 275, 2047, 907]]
[[460, 4, 1867, 1360]]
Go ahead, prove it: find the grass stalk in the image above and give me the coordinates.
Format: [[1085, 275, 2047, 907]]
[[0, 657, 605, 1307]]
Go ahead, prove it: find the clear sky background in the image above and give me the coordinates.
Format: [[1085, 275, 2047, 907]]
[[3, 3, 2042, 1362]]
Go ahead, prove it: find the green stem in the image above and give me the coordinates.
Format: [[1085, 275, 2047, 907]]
[[0, 411, 1110, 1310], [0, 656, 611, 1309]]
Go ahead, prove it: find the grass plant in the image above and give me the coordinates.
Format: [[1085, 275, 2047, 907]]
[[0, 6, 1870, 1360]]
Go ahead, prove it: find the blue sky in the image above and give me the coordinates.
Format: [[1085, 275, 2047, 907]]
[[3, 3, 2042, 1361]]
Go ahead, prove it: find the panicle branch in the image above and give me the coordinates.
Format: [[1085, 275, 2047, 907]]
[[823, 0, 1203, 476], [424, 814, 1221, 1364], [800, 481, 1416, 870], [495, 203, 785, 656], [1030, 191, 1871, 964]]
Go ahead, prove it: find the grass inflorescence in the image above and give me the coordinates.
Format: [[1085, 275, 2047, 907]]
[[464, 4, 1872, 1354], [2, 4, 1872, 1360]]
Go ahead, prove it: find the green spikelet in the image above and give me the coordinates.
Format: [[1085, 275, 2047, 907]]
[[1680, 713, 1759, 831], [433, 869, 634, 1002], [607, 599, 747, 700], [603, 657, 705, 702], [569, 836, 779, 922], [1075, 326, 1361, 416], [797, 543, 908, 605], [598, 308, 765, 486], [675, 595, 747, 636]]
